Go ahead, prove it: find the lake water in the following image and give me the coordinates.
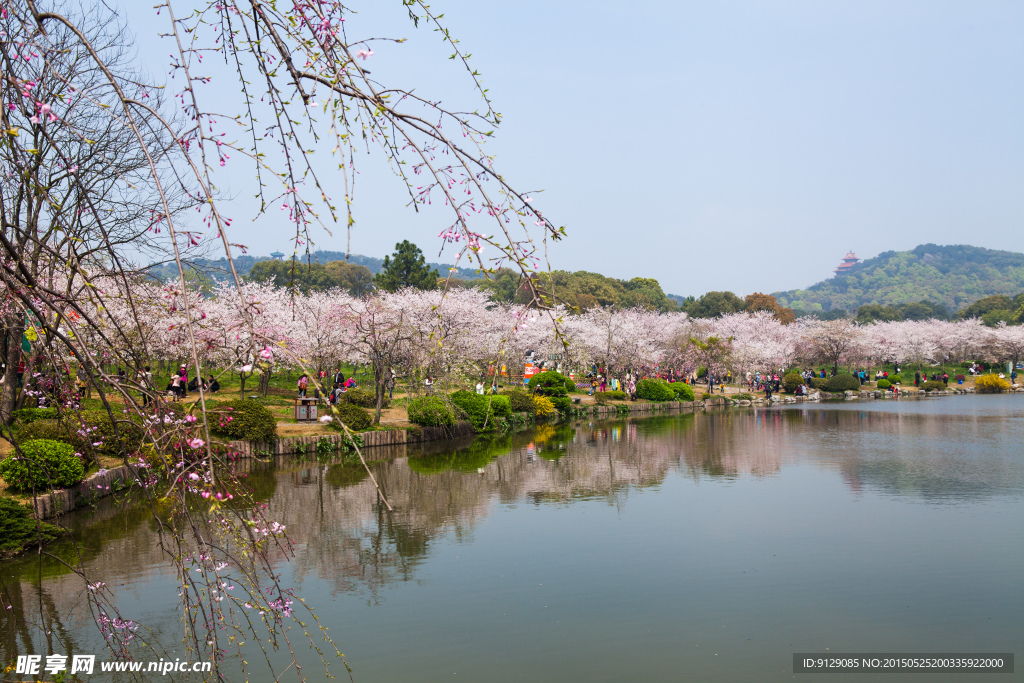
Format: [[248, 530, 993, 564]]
[[3, 396, 1022, 681]]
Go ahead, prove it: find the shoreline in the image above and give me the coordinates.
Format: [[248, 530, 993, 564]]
[[18, 387, 1021, 521]]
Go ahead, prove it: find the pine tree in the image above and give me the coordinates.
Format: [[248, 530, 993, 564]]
[[374, 241, 439, 292]]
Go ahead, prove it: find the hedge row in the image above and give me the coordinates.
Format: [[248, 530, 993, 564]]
[[0, 439, 84, 491]]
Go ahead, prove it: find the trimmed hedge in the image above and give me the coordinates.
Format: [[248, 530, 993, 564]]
[[13, 407, 58, 424], [0, 497, 62, 554], [407, 396, 457, 427], [527, 371, 573, 397], [74, 410, 146, 460], [550, 396, 572, 414], [808, 377, 830, 390], [782, 372, 803, 394], [877, 379, 892, 390], [489, 395, 512, 420], [889, 374, 903, 384], [596, 390, 627, 403], [18, 419, 76, 447], [673, 383, 696, 402], [635, 379, 674, 401], [340, 388, 391, 409], [825, 374, 860, 392], [504, 389, 537, 415], [920, 380, 946, 392], [327, 403, 372, 432], [450, 391, 504, 430], [0, 439, 84, 491], [209, 400, 278, 441]]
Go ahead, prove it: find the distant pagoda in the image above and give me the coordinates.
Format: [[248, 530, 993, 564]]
[[833, 251, 860, 276]]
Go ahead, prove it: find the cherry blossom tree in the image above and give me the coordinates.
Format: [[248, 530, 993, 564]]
[[801, 318, 862, 375]]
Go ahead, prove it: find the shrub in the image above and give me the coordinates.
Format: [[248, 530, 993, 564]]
[[327, 403, 373, 432], [58, 410, 146, 463], [209, 400, 278, 441], [701, 392, 714, 400], [533, 395, 557, 417], [673, 383, 696, 402], [527, 371, 572, 397], [782, 372, 803, 394], [0, 440, 84, 491], [488, 395, 512, 420], [920, 380, 946, 392], [975, 374, 1010, 393], [450, 390, 500, 430], [809, 377, 830, 389], [596, 390, 627, 403], [634, 379, 675, 401], [549, 396, 572, 414], [504, 389, 537, 415], [18, 419, 76, 446], [340, 388, 391, 409], [877, 379, 892, 390], [825, 374, 860, 392], [0, 497, 62, 553], [889, 374, 902, 384], [407, 396, 457, 427], [954, 374, 965, 382], [733, 393, 754, 401], [13, 407, 58, 424]]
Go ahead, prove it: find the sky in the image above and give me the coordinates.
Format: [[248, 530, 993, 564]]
[[122, 0, 1023, 297]]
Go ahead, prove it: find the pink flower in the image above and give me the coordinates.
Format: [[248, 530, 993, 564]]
[[356, 49, 374, 60], [188, 472, 200, 481], [188, 438, 205, 449], [259, 347, 273, 360]]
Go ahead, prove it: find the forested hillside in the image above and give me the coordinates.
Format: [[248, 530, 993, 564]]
[[146, 250, 483, 282], [774, 244, 1024, 313]]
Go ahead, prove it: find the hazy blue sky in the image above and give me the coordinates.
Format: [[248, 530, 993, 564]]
[[124, 0, 1023, 297]]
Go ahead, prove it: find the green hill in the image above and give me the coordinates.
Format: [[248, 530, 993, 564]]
[[774, 244, 1024, 314]]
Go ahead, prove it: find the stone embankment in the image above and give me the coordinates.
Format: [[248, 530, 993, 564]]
[[31, 464, 137, 519], [225, 422, 476, 458]]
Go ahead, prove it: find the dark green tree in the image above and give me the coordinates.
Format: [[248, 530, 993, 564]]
[[960, 294, 1015, 319], [247, 258, 374, 295], [324, 260, 375, 296], [374, 241, 439, 292], [981, 309, 1015, 327], [818, 308, 849, 321], [688, 291, 745, 318], [855, 304, 900, 323], [896, 300, 949, 321]]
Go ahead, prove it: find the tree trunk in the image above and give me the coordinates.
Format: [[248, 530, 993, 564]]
[[0, 314, 24, 425]]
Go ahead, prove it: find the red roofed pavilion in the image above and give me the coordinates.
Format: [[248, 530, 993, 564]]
[[833, 251, 860, 276]]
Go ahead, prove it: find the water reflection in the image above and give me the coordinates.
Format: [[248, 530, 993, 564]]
[[3, 397, 1022, 675]]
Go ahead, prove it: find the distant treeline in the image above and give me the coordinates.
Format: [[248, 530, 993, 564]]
[[145, 249, 484, 284], [147, 242, 1024, 325]]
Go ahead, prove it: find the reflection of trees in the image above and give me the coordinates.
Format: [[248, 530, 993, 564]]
[[0, 493, 154, 666], [779, 406, 1024, 500], [6, 402, 1019, 629], [249, 419, 699, 599]]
